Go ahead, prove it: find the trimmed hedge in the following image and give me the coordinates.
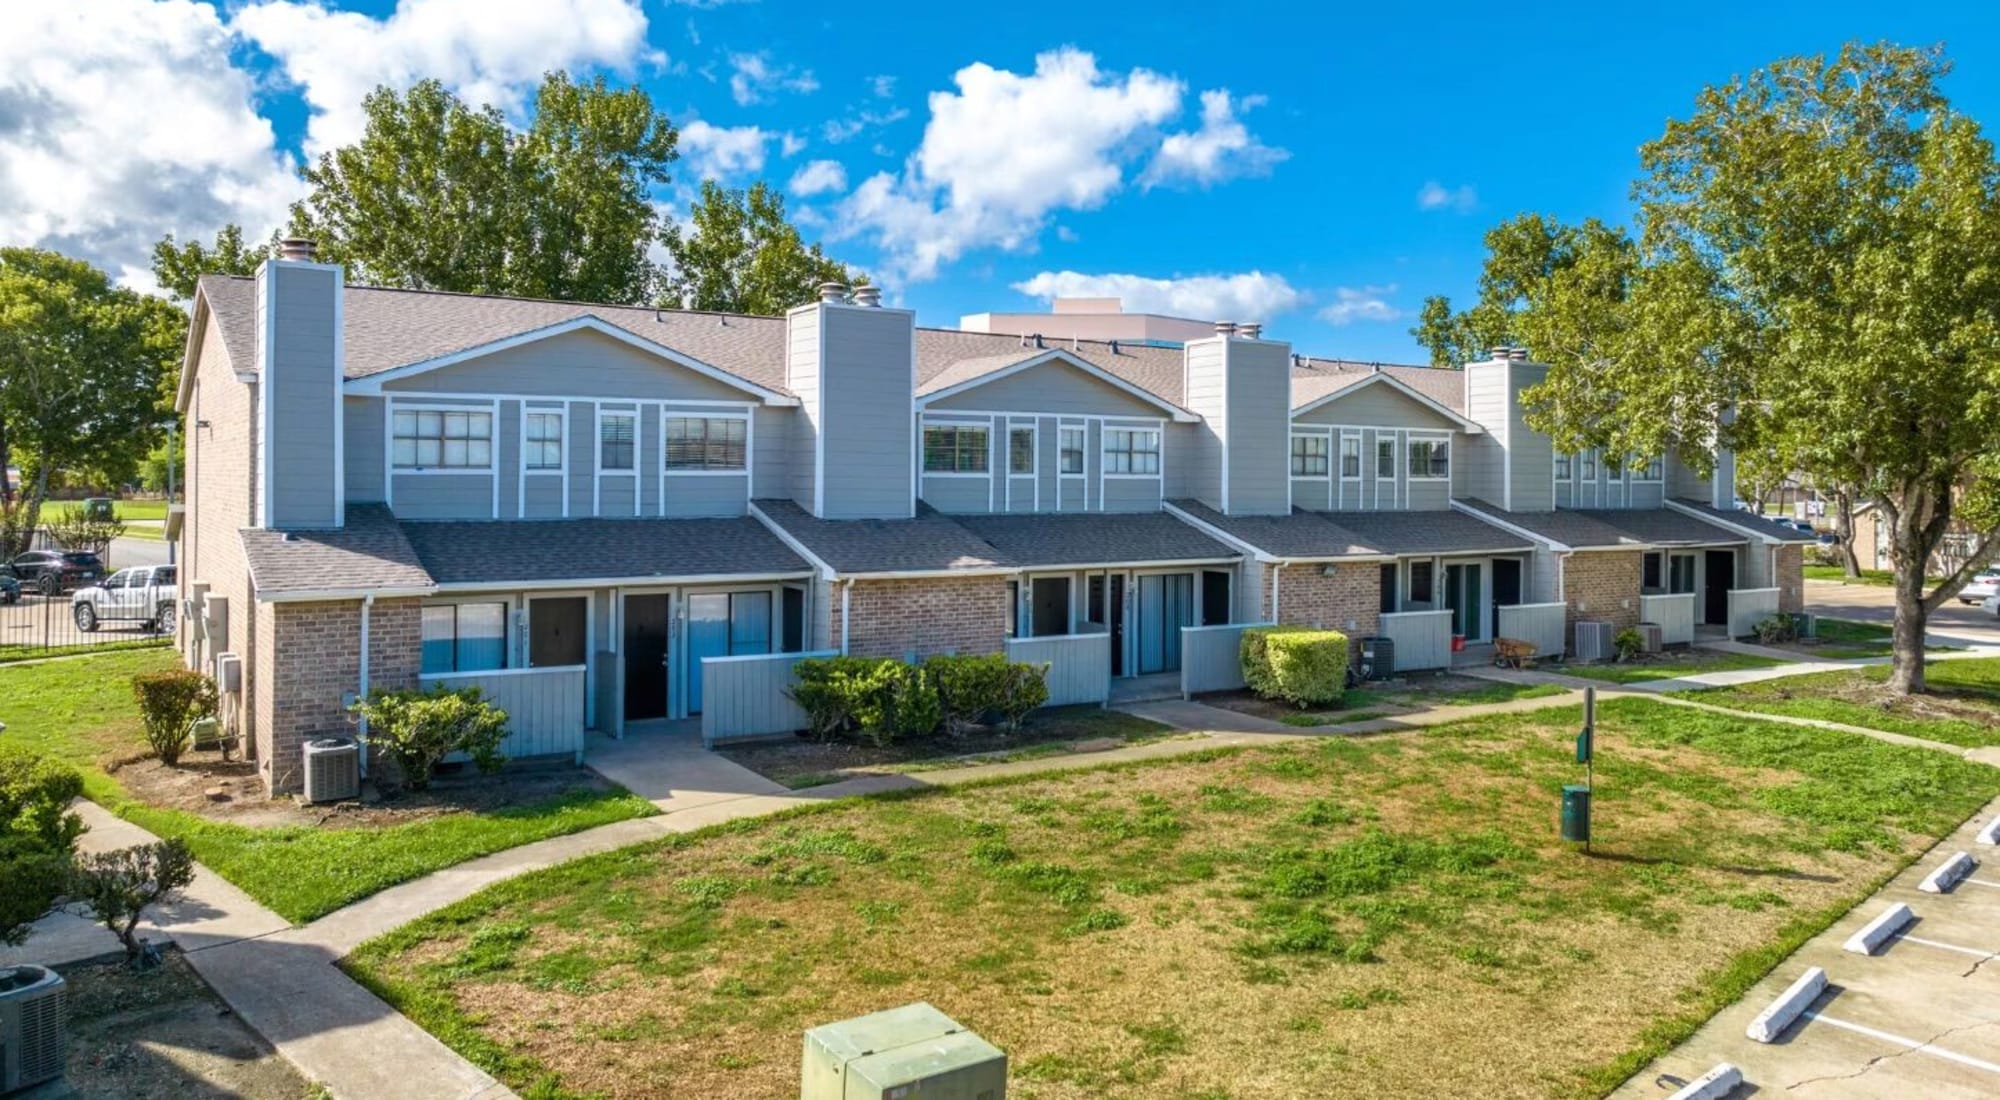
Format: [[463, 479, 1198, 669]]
[[1242, 625, 1350, 708], [788, 654, 1050, 745]]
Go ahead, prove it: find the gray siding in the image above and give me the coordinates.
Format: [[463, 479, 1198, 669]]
[[1223, 340, 1292, 515], [1179, 340, 1225, 508], [663, 474, 749, 518], [930, 358, 1168, 417], [1296, 381, 1461, 430], [392, 474, 495, 519], [265, 263, 342, 528], [1290, 477, 1332, 511], [1668, 450, 1712, 501], [1161, 422, 1197, 499], [600, 477, 637, 516], [1100, 476, 1160, 512], [343, 396, 384, 503], [567, 401, 593, 517], [1455, 432, 1505, 504], [497, 402, 520, 517], [522, 474, 563, 518], [388, 327, 754, 402], [638, 408, 660, 517], [785, 307, 820, 510], [1505, 362, 1553, 511], [753, 406, 790, 499], [816, 305, 913, 519], [1406, 479, 1450, 511], [922, 475, 989, 513]]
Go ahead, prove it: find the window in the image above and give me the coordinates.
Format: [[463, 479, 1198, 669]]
[[1639, 455, 1665, 482], [1006, 580, 1020, 638], [1377, 439, 1395, 479], [1408, 560, 1435, 605], [1643, 552, 1664, 592], [524, 411, 563, 471], [392, 409, 492, 469], [1581, 451, 1598, 480], [665, 416, 747, 471], [922, 425, 989, 473], [1009, 426, 1035, 475], [599, 412, 635, 471], [1378, 562, 1398, 614], [1555, 453, 1573, 481], [1103, 429, 1160, 475], [1059, 428, 1085, 475], [1290, 434, 1329, 477], [1340, 435, 1362, 479], [421, 603, 506, 674], [1669, 553, 1697, 594], [1407, 438, 1449, 479]]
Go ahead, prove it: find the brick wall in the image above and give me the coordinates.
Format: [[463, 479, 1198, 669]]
[[253, 596, 424, 795], [183, 308, 262, 755], [1775, 544, 1805, 613], [1261, 563, 1380, 639], [1564, 550, 1643, 631], [832, 576, 1010, 659]]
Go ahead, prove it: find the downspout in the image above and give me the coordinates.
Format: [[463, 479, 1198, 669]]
[[840, 578, 853, 655], [357, 594, 372, 778], [1269, 561, 1285, 623]]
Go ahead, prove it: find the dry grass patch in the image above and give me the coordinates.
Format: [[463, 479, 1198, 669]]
[[1681, 656, 2000, 749], [350, 698, 1999, 1100]]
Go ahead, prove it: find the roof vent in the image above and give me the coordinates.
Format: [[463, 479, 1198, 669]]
[[1109, 339, 1120, 355], [1214, 321, 1238, 336], [1489, 345, 1513, 362], [818, 281, 849, 303], [277, 238, 317, 262], [1237, 322, 1263, 339], [851, 284, 882, 308], [1291, 353, 1304, 369], [1032, 333, 1045, 349], [1507, 347, 1529, 361]]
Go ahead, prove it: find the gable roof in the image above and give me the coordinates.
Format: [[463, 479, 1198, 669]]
[[752, 499, 1014, 577], [915, 348, 1198, 421], [1292, 357, 1467, 413], [1167, 500, 1386, 561], [1668, 499, 1820, 543], [1289, 369, 1481, 432], [402, 515, 811, 586], [240, 504, 434, 600], [952, 511, 1236, 568]]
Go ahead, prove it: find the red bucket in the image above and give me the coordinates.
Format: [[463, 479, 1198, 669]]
[[1450, 634, 1466, 653]]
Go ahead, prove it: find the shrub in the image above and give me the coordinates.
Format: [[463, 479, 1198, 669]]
[[45, 509, 126, 561], [994, 662, 1050, 731], [790, 656, 895, 740], [131, 669, 218, 766], [857, 663, 941, 747], [68, 838, 195, 966], [350, 685, 510, 790], [1242, 626, 1350, 708], [927, 654, 1013, 736], [1613, 627, 1647, 662], [0, 746, 86, 945], [1754, 614, 1799, 645]]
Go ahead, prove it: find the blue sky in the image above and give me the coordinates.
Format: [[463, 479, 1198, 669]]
[[6, 1, 1997, 364]]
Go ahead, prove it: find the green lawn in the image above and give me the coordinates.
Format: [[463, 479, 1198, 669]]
[[44, 499, 170, 523], [0, 637, 171, 666], [1560, 650, 1789, 685], [1802, 564, 1951, 587], [0, 648, 656, 923], [1800, 617, 1905, 659], [1272, 681, 1570, 727], [1679, 656, 2000, 749], [347, 697, 1998, 1100]]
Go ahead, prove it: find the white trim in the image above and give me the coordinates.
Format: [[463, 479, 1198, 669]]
[[812, 307, 826, 516], [661, 409, 751, 475], [345, 315, 798, 405], [1405, 430, 1452, 483], [594, 407, 640, 517], [746, 501, 836, 577], [1100, 425, 1163, 479], [1218, 338, 1231, 514], [432, 571, 812, 595], [1290, 371, 1485, 433], [1664, 499, 1783, 545], [331, 268, 345, 527], [260, 584, 436, 604], [421, 663, 586, 680], [1287, 429, 1333, 481], [387, 399, 499, 474], [1338, 429, 1363, 497], [522, 407, 567, 475], [255, 266, 274, 527], [915, 347, 1201, 422]]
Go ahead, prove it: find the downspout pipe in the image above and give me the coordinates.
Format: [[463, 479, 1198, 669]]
[[840, 578, 853, 655], [1270, 561, 1286, 623], [357, 593, 373, 778]]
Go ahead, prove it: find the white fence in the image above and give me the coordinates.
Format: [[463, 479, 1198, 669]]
[[420, 666, 586, 763], [1640, 593, 1697, 646], [1727, 588, 1781, 639], [700, 650, 839, 747], [1495, 602, 1567, 658], [1379, 610, 1453, 672], [1006, 634, 1110, 707], [1180, 622, 1266, 696]]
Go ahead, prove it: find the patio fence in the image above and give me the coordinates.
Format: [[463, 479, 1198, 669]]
[[1639, 593, 1697, 646], [1179, 622, 1265, 697], [1726, 588, 1781, 639], [420, 665, 586, 762], [700, 650, 839, 747], [1379, 609, 1453, 671], [1495, 602, 1567, 659], [1006, 633, 1110, 707]]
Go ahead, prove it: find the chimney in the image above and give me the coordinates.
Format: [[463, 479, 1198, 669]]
[[785, 282, 917, 520], [818, 281, 849, 303], [851, 284, 882, 308], [1238, 322, 1263, 340], [1214, 321, 1238, 336], [1507, 347, 1529, 361], [277, 237, 317, 263], [255, 244, 343, 528]]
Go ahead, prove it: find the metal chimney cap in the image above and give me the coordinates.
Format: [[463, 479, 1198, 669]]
[[1214, 321, 1238, 336], [277, 237, 317, 262], [850, 284, 882, 307], [1489, 345, 1513, 361], [818, 281, 849, 303], [1237, 322, 1263, 339], [1507, 347, 1529, 361]]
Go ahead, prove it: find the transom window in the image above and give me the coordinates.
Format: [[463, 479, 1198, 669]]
[[1407, 438, 1450, 479], [1059, 428, 1085, 475], [1340, 435, 1362, 479], [392, 409, 492, 469], [923, 425, 989, 473], [1103, 429, 1161, 475], [420, 602, 506, 674], [1009, 426, 1035, 475], [1290, 434, 1329, 477], [665, 416, 747, 471], [524, 411, 564, 471], [599, 412, 636, 471]]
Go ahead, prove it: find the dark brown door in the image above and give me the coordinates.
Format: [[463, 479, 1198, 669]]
[[1031, 577, 1070, 637], [1201, 570, 1232, 626], [1109, 575, 1127, 677], [529, 597, 587, 668], [1490, 559, 1522, 638], [623, 594, 670, 721], [1704, 550, 1735, 626]]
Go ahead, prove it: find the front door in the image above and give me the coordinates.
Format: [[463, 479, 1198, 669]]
[[685, 591, 773, 714], [1444, 562, 1485, 642], [528, 597, 587, 667], [1490, 559, 1522, 639], [1201, 570, 1232, 626], [1030, 576, 1070, 637], [1109, 575, 1126, 677], [1136, 572, 1193, 675], [1703, 550, 1735, 626], [622, 594, 670, 722]]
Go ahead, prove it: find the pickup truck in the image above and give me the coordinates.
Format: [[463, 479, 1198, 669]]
[[71, 565, 177, 633]]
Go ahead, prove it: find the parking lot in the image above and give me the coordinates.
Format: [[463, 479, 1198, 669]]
[[0, 589, 172, 655]]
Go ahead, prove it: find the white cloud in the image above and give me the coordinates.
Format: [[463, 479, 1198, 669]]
[[1012, 270, 1305, 323], [678, 119, 774, 179], [837, 48, 1183, 281], [821, 105, 907, 145], [726, 50, 817, 106], [1140, 90, 1285, 189], [868, 74, 897, 98], [1416, 180, 1478, 213], [0, 0, 304, 292], [778, 131, 807, 158], [1318, 285, 1404, 325], [232, 0, 660, 155], [788, 159, 847, 197]]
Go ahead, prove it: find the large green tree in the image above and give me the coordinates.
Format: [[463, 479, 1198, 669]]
[[659, 180, 859, 315], [1455, 43, 2000, 694], [151, 224, 270, 300], [289, 71, 677, 303], [1409, 215, 1636, 370], [0, 249, 182, 546]]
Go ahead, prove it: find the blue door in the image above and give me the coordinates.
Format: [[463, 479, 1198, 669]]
[[685, 591, 774, 714], [1136, 573, 1193, 675]]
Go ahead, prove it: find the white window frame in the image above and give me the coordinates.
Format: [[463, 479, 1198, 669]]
[[1581, 450, 1598, 481], [418, 599, 511, 675], [1102, 427, 1162, 478], [920, 421, 992, 478], [1635, 455, 1665, 483], [1554, 453, 1573, 482], [663, 411, 751, 476], [523, 409, 566, 474], [598, 409, 637, 473], [1339, 430, 1363, 483], [1008, 422, 1037, 477], [1406, 433, 1451, 482], [1057, 424, 1086, 478], [390, 403, 495, 474], [1289, 431, 1331, 479]]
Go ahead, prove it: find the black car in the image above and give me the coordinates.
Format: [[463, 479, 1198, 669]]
[[8, 550, 105, 596]]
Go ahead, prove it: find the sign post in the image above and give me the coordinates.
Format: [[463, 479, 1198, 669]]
[[1563, 687, 1595, 850]]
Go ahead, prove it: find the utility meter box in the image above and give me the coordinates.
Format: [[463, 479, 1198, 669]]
[[801, 1002, 1006, 1100]]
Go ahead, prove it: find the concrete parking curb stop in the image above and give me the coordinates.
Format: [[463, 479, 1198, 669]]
[[1663, 1062, 1742, 1100], [1745, 966, 1826, 1043], [1919, 851, 1976, 893], [1842, 903, 1914, 956], [1977, 816, 2000, 845]]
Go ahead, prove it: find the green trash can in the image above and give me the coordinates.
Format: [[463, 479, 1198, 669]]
[[1561, 784, 1592, 843], [82, 497, 114, 521]]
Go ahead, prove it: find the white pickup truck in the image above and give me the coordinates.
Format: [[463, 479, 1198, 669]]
[[71, 564, 177, 633]]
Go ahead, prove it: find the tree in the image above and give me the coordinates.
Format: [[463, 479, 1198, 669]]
[[68, 839, 195, 966], [659, 180, 860, 315], [1521, 42, 2000, 694], [290, 71, 677, 304], [0, 249, 182, 546], [1409, 215, 1636, 369], [0, 746, 85, 946], [151, 224, 269, 301]]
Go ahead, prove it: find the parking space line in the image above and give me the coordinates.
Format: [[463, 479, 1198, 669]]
[[1802, 1012, 2000, 1076], [1899, 934, 1999, 960], [1962, 878, 2000, 891]]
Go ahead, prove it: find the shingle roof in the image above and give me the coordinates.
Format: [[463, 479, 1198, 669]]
[[1317, 508, 1533, 556], [240, 504, 433, 596], [1290, 357, 1466, 413], [914, 330, 1191, 408], [952, 511, 1237, 569], [1169, 500, 1384, 559], [1572, 508, 1749, 547], [753, 500, 1012, 575], [1455, 500, 1650, 549], [1671, 499, 1820, 543], [400, 516, 809, 585], [1457, 500, 1757, 549]]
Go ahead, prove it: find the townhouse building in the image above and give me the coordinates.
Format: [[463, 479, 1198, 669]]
[[175, 244, 1809, 794]]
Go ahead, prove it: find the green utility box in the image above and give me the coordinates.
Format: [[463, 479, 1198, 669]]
[[1561, 783, 1592, 843], [82, 497, 114, 521], [801, 1002, 1006, 1100]]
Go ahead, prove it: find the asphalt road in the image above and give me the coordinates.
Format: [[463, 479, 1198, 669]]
[[0, 591, 169, 651], [108, 534, 172, 570], [1805, 578, 2000, 646]]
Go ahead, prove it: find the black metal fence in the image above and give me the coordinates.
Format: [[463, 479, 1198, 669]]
[[0, 584, 174, 660]]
